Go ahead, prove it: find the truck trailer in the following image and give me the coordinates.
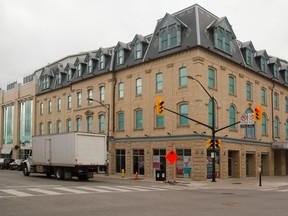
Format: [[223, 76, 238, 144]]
[[22, 132, 107, 180]]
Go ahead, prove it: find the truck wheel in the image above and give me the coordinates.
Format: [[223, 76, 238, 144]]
[[23, 164, 30, 176], [55, 168, 64, 180]]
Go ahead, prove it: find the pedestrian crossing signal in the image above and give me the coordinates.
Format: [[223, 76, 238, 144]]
[[254, 106, 262, 122], [207, 139, 221, 149], [156, 98, 164, 116]]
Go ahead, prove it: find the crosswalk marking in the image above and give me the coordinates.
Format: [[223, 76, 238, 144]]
[[53, 187, 90, 194], [0, 184, 188, 199], [76, 186, 111, 193], [0, 189, 34, 197], [278, 189, 288, 192], [96, 186, 131, 192], [116, 186, 151, 192], [27, 188, 62, 195]]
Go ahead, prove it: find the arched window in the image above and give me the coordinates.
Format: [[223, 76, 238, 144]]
[[229, 105, 236, 130], [245, 109, 255, 138], [274, 116, 280, 138], [179, 103, 188, 126], [262, 114, 267, 136]]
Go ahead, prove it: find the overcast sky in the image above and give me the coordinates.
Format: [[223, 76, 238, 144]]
[[0, 0, 287, 90]]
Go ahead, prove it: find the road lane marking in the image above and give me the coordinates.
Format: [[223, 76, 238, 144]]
[[133, 186, 167, 191], [76, 186, 112, 193], [278, 189, 288, 192], [53, 187, 90, 194], [28, 188, 62, 195], [116, 186, 153, 192], [96, 186, 131, 192], [0, 189, 33, 197]]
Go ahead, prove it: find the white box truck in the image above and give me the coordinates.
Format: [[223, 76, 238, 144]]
[[22, 132, 107, 180]]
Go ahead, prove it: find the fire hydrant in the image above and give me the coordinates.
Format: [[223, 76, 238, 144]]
[[121, 169, 125, 178]]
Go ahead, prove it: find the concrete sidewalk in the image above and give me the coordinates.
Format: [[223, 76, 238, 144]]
[[97, 174, 288, 190]]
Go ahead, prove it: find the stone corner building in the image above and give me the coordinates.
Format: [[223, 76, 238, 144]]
[[1, 4, 288, 180]]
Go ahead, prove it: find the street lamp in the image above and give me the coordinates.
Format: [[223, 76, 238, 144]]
[[87, 97, 110, 176], [187, 75, 217, 182]]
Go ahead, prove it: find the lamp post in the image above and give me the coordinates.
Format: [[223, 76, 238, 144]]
[[187, 75, 217, 182], [87, 97, 110, 176]]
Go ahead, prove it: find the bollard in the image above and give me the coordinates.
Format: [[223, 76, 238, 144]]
[[258, 166, 262, 187], [135, 172, 139, 180], [121, 169, 125, 178]]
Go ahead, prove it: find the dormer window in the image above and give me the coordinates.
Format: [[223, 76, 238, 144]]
[[56, 73, 62, 85], [246, 48, 252, 66], [285, 70, 288, 83], [68, 69, 73, 81], [159, 24, 181, 51], [260, 57, 266, 73], [88, 59, 94, 74], [99, 55, 105, 70], [273, 64, 279, 79], [117, 49, 124, 65], [135, 41, 143, 59], [42, 76, 50, 90], [77, 64, 82, 77], [214, 27, 232, 54]]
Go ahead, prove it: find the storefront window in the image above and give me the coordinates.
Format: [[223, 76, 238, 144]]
[[153, 149, 166, 176], [133, 149, 144, 175], [176, 149, 192, 179], [116, 149, 125, 173]]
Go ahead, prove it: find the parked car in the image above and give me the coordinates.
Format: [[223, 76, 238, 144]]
[[1, 158, 15, 169], [9, 159, 24, 170]]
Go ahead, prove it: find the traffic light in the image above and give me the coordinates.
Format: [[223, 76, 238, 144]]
[[215, 139, 221, 149], [156, 98, 164, 115], [254, 105, 262, 122], [207, 139, 213, 149]]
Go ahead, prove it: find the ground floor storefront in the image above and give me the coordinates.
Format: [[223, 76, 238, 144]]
[[109, 137, 278, 180]]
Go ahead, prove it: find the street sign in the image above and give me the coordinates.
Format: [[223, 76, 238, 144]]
[[165, 149, 178, 165], [240, 113, 255, 128]]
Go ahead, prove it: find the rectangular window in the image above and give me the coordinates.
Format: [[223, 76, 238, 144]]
[[48, 122, 52, 134], [118, 112, 124, 131], [87, 116, 93, 133], [87, 89, 93, 104], [208, 68, 216, 88], [20, 100, 33, 144], [179, 67, 187, 87], [274, 93, 279, 109], [136, 110, 143, 129], [76, 118, 82, 132], [40, 103, 44, 115], [99, 114, 105, 132], [261, 88, 266, 105], [274, 64, 279, 79], [77, 92, 82, 107], [77, 64, 82, 77], [156, 73, 163, 92], [156, 115, 164, 128], [57, 98, 61, 112], [66, 119, 72, 132], [118, 49, 124, 65], [100, 55, 105, 69], [118, 82, 124, 99], [57, 121, 62, 134], [135, 42, 142, 59], [88, 60, 93, 74], [246, 48, 252, 65], [179, 104, 188, 126], [228, 76, 235, 95], [136, 78, 142, 96], [48, 100, 52, 113], [286, 98, 288, 112], [116, 149, 126, 173], [67, 96, 72, 109], [68, 69, 73, 81], [4, 105, 14, 144], [246, 83, 252, 101], [99, 86, 105, 101], [39, 123, 44, 135]]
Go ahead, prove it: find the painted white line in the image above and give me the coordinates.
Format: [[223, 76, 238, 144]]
[[53, 187, 90, 194], [28, 188, 62, 195], [3, 185, 62, 189], [96, 186, 131, 192], [116, 186, 151, 192], [76, 186, 111, 193], [133, 186, 167, 191], [278, 189, 288, 192], [0, 189, 33, 197]]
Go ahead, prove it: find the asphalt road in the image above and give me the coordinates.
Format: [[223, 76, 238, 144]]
[[1, 170, 288, 216]]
